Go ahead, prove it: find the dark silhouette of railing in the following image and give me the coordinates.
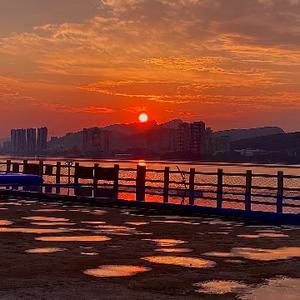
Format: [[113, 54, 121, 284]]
[[0, 159, 299, 218]]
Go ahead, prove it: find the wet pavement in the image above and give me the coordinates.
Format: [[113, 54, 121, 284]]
[[0, 196, 299, 299]]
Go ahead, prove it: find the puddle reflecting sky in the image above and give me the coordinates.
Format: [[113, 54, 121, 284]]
[[95, 225, 138, 235], [0, 220, 13, 226], [0, 227, 67, 234], [125, 222, 149, 226], [143, 239, 186, 247], [81, 252, 99, 256], [155, 248, 193, 253], [81, 221, 106, 225], [36, 235, 111, 242], [84, 265, 151, 277], [238, 233, 289, 238], [31, 222, 76, 226], [205, 247, 300, 261], [240, 277, 300, 300], [26, 247, 67, 254], [33, 209, 67, 212], [194, 280, 247, 295], [23, 216, 70, 222], [142, 256, 216, 268]]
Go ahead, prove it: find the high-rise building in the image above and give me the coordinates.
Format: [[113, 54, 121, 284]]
[[190, 121, 206, 155], [82, 128, 111, 155], [37, 127, 48, 153], [26, 128, 37, 154], [11, 128, 26, 154]]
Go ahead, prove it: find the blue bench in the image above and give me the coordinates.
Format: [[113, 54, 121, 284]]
[[0, 173, 43, 186]]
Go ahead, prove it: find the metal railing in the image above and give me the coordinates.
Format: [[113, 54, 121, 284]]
[[0, 159, 299, 215]]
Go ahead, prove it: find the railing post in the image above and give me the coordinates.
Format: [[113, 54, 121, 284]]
[[74, 163, 80, 185], [55, 162, 61, 194], [189, 168, 195, 205], [39, 161, 44, 177], [6, 160, 11, 190], [113, 164, 119, 200], [217, 169, 223, 209], [163, 167, 170, 203], [38, 161, 44, 193], [277, 171, 284, 214], [93, 163, 99, 199], [136, 165, 146, 202], [245, 170, 252, 211], [6, 160, 11, 173], [23, 160, 28, 173]]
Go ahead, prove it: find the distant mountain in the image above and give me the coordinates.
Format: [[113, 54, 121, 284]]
[[160, 119, 184, 129], [232, 132, 300, 151], [215, 127, 285, 142]]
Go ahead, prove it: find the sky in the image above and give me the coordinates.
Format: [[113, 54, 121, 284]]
[[0, 0, 299, 138]]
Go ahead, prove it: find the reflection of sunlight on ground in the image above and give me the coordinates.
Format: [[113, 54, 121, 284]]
[[142, 256, 216, 268], [26, 248, 67, 254], [205, 247, 300, 261], [194, 280, 247, 295], [36, 236, 111, 242], [0, 220, 13, 226], [23, 216, 70, 222], [84, 265, 151, 278], [241, 277, 300, 300]]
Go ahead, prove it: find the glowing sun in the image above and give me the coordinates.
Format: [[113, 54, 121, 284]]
[[138, 113, 149, 123]]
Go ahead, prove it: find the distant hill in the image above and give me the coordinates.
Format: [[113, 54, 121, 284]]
[[215, 127, 285, 141], [232, 132, 300, 151]]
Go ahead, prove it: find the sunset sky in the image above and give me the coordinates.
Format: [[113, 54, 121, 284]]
[[0, 0, 299, 138]]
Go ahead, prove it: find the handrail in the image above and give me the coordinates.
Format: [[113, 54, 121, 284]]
[[0, 159, 299, 216]]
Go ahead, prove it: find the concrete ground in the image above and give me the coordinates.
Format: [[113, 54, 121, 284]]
[[0, 195, 299, 299]]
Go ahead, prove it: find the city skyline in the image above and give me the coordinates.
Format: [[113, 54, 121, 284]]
[[0, 0, 299, 138]]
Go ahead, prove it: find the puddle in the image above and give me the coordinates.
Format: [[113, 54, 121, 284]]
[[23, 216, 70, 222], [0, 220, 13, 226], [84, 265, 151, 277], [205, 247, 300, 261], [155, 248, 193, 253], [194, 280, 247, 295], [95, 225, 137, 235], [142, 256, 216, 268], [204, 252, 234, 258], [238, 233, 289, 239], [0, 227, 67, 234], [36, 235, 111, 242], [31, 222, 76, 226], [33, 209, 67, 212], [240, 277, 300, 300], [81, 252, 99, 256], [225, 259, 245, 264], [152, 220, 200, 225], [232, 247, 300, 261], [26, 247, 67, 254], [143, 239, 186, 247], [125, 222, 149, 226], [90, 210, 107, 215], [81, 221, 106, 225]]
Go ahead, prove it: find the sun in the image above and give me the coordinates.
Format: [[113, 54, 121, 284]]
[[138, 113, 149, 123]]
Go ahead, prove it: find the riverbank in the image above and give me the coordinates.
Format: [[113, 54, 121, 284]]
[[0, 196, 299, 299]]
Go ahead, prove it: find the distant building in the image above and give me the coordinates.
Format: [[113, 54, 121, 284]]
[[37, 127, 48, 153], [172, 121, 209, 158], [190, 121, 206, 155], [11, 128, 26, 155], [214, 136, 231, 153], [82, 128, 111, 156], [26, 128, 37, 154]]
